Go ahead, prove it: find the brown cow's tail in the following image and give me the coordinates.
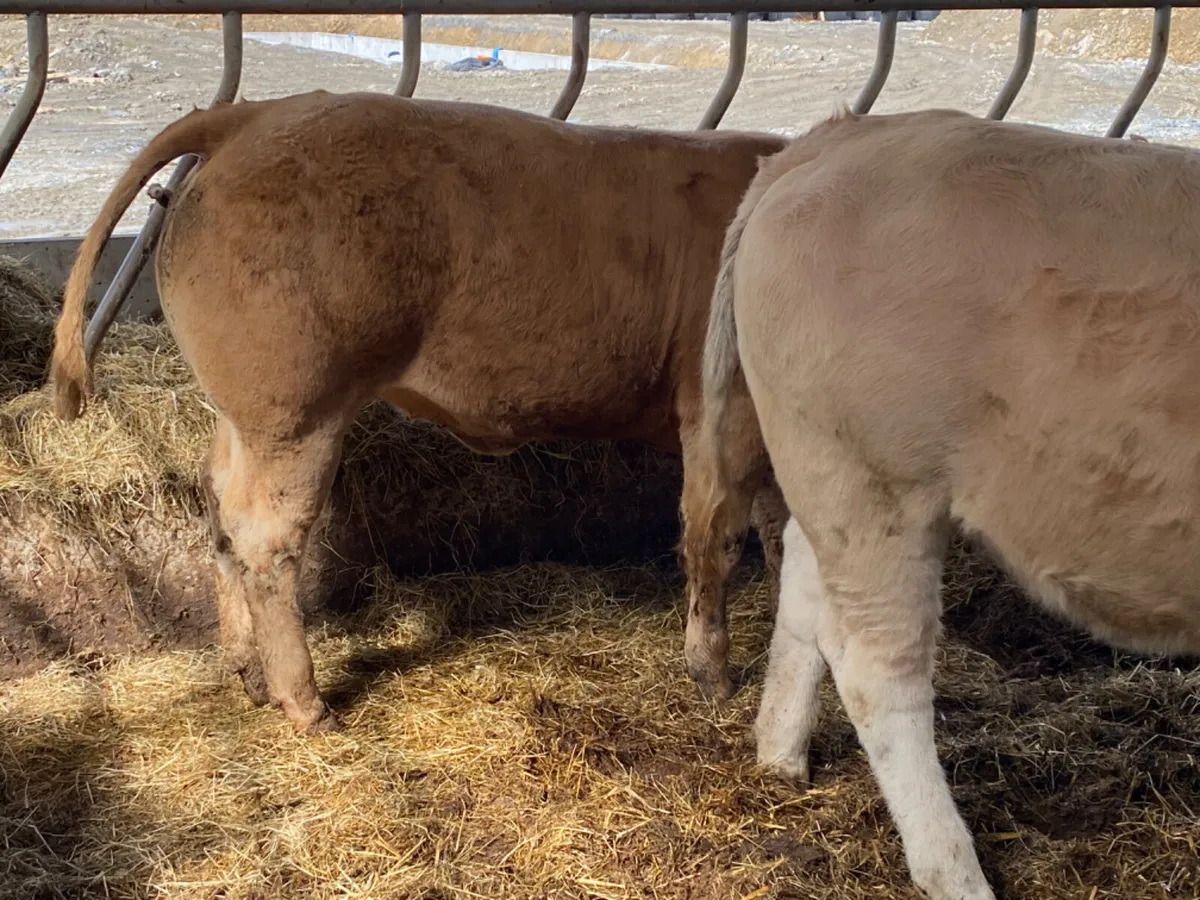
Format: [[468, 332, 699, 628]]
[[50, 100, 261, 421]]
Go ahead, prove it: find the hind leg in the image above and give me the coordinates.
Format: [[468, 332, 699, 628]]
[[202, 416, 268, 706], [214, 417, 346, 733], [766, 431, 993, 900], [679, 421, 768, 700], [750, 476, 787, 598], [755, 516, 825, 783]]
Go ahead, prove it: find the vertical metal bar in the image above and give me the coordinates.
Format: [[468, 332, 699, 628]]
[[393, 11, 421, 98], [851, 9, 897, 115], [697, 11, 747, 130], [0, 12, 49, 181], [1107, 5, 1171, 139], [548, 12, 590, 120], [84, 11, 242, 361], [987, 7, 1037, 120]]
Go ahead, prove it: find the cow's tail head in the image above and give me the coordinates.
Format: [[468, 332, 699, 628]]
[[51, 99, 260, 421]]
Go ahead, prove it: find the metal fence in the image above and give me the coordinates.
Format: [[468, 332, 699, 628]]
[[0, 0, 1183, 336]]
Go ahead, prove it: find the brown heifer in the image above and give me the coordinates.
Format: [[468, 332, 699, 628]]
[[700, 107, 1200, 899], [50, 91, 789, 732]]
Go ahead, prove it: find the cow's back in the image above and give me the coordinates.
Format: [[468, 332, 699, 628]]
[[736, 109, 1200, 654], [157, 92, 785, 452]]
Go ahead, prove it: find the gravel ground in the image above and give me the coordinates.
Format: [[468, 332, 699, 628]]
[[2, 13, 1200, 239]]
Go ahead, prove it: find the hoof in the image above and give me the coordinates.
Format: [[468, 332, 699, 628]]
[[288, 700, 340, 735], [760, 754, 811, 786], [302, 708, 341, 735], [238, 665, 271, 707], [688, 661, 736, 702]]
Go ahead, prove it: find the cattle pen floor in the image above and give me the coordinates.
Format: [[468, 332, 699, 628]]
[[2, 558, 1199, 899]]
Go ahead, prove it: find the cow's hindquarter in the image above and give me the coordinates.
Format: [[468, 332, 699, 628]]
[[158, 93, 788, 720], [155, 95, 463, 732], [730, 116, 1026, 900], [734, 110, 1200, 900]]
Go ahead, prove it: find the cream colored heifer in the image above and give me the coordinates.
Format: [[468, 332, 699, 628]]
[[701, 107, 1200, 900]]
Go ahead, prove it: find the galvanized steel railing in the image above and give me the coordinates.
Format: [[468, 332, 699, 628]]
[[851, 8, 896, 114], [0, 11, 45, 178], [987, 6, 1037, 119], [0, 0, 1181, 335], [1108, 4, 1171, 136], [83, 10, 242, 361]]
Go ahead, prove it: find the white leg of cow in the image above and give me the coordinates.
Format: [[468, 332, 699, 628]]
[[818, 496, 991, 899], [755, 516, 826, 783], [202, 416, 269, 706], [759, 419, 994, 900], [822, 606, 993, 900], [217, 419, 346, 734]]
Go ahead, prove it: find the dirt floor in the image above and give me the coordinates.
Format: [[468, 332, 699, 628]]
[[0, 12, 1199, 900]]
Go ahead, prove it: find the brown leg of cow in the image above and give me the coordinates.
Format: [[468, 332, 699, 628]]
[[202, 417, 268, 706], [750, 476, 788, 601], [215, 418, 346, 734], [679, 430, 760, 701]]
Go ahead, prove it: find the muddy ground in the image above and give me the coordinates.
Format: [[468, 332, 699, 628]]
[[4, 13, 1200, 239]]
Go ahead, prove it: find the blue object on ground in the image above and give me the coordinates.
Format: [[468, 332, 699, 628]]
[[448, 46, 505, 72]]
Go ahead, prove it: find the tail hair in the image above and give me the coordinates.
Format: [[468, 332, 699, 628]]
[[50, 99, 260, 420]]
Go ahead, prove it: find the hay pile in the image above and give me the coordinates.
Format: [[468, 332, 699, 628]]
[[1, 558, 1197, 899], [0, 256, 58, 404], [927, 8, 1200, 65], [0, 256, 682, 677]]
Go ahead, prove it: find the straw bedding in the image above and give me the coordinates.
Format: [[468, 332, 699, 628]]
[[1, 257, 1197, 899], [2, 561, 1197, 899]]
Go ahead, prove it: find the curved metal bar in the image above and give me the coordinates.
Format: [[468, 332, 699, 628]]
[[548, 12, 590, 119], [851, 9, 897, 115], [697, 10, 747, 130], [85, 11, 243, 361], [393, 11, 421, 97], [216, 8, 242, 102], [0, 12, 49, 181], [987, 6, 1037, 120], [1107, 4, 1171, 138]]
